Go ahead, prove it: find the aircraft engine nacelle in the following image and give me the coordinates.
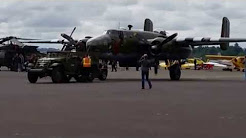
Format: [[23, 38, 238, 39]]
[[149, 33, 178, 56], [76, 37, 92, 52], [149, 37, 165, 56]]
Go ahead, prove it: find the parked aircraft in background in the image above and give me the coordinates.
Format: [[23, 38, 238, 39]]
[[206, 55, 245, 72], [0, 36, 42, 70], [159, 58, 229, 70]]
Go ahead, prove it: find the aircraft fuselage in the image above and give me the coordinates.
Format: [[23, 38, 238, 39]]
[[86, 29, 192, 67]]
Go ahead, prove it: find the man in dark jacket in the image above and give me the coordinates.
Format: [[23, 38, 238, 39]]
[[194, 59, 197, 70], [139, 54, 152, 89], [111, 60, 117, 72]]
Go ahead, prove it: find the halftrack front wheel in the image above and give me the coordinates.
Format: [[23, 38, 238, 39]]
[[28, 72, 38, 83], [51, 68, 66, 83]]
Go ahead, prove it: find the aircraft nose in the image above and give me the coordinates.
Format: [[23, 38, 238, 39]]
[[86, 35, 111, 51]]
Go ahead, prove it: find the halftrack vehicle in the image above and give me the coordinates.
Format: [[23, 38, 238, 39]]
[[27, 51, 108, 83]]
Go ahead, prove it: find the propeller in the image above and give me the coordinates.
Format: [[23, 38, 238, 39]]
[[149, 33, 177, 75], [60, 27, 91, 51], [61, 33, 76, 45], [61, 27, 77, 51], [150, 33, 178, 56]]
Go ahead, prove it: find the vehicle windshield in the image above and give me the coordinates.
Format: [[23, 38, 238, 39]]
[[47, 52, 67, 58]]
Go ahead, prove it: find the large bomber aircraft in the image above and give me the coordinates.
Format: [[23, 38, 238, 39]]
[[23, 17, 246, 80], [85, 17, 246, 80]]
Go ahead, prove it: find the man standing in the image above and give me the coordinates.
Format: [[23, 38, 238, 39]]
[[194, 58, 197, 70], [12, 53, 20, 71], [19, 53, 24, 72], [111, 60, 117, 72], [139, 54, 152, 89], [244, 56, 246, 80]]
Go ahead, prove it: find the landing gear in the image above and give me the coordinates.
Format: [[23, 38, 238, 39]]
[[169, 63, 181, 80]]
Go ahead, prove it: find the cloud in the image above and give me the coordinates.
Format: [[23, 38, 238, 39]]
[[0, 0, 246, 48]]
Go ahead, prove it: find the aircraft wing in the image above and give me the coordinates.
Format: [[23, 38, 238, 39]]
[[175, 37, 246, 46], [205, 55, 236, 60]]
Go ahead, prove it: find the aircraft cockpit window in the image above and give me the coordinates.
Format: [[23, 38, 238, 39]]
[[102, 31, 107, 35], [106, 30, 119, 35]]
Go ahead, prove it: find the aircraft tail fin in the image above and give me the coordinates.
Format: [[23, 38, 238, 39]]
[[144, 18, 153, 32], [220, 17, 230, 50]]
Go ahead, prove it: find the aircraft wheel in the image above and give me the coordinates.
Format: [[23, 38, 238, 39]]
[[169, 64, 181, 80], [51, 67, 66, 83], [28, 72, 38, 83], [98, 69, 108, 81]]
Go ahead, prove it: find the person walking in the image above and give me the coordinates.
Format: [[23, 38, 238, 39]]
[[12, 53, 19, 71], [19, 53, 24, 71], [139, 54, 152, 89], [111, 60, 117, 72]]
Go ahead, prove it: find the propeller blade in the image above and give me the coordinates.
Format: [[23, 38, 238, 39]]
[[70, 27, 76, 37], [160, 33, 178, 45], [61, 33, 76, 45]]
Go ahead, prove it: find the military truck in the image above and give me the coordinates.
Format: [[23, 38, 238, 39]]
[[27, 51, 108, 83]]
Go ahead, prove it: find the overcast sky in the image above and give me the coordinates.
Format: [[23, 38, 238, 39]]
[[1, 0, 246, 48]]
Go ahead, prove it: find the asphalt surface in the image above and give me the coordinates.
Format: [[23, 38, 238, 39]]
[[0, 68, 245, 137]]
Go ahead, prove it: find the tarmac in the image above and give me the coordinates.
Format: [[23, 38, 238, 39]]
[[0, 68, 245, 137]]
